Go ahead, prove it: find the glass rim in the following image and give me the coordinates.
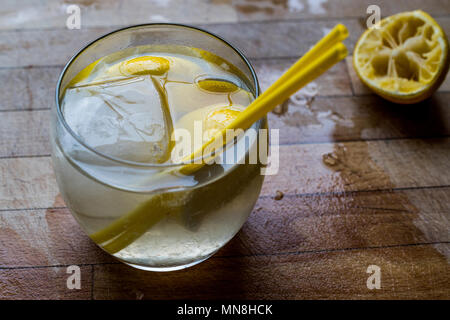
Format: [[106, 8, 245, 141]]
[[55, 23, 261, 168]]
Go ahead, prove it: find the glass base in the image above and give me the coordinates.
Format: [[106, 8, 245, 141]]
[[119, 251, 216, 272]]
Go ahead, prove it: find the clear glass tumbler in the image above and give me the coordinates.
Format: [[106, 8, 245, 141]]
[[52, 24, 267, 271]]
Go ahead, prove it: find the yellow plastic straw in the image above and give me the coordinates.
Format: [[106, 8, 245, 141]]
[[178, 42, 348, 175], [258, 24, 348, 100], [90, 25, 349, 252]]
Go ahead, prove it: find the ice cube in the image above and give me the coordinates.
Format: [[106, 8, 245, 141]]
[[62, 76, 173, 163]]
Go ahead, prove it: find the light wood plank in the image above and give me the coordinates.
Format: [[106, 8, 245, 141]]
[[268, 92, 450, 145], [0, 265, 92, 299], [2, 0, 449, 30], [0, 66, 61, 111], [0, 110, 50, 157], [0, 208, 112, 268], [0, 0, 238, 30], [0, 19, 364, 68], [1, 138, 449, 210], [0, 157, 61, 210], [234, 0, 450, 22], [93, 244, 450, 299], [0, 27, 110, 68]]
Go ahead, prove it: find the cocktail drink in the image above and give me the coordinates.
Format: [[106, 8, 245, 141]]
[[52, 25, 266, 271]]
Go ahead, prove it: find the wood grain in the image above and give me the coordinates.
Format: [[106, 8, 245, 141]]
[[0, 66, 61, 111], [0, 157, 61, 210], [0, 208, 111, 268], [1, 188, 448, 268], [1, 15, 448, 68], [0, 265, 92, 299], [262, 138, 450, 196], [93, 244, 450, 299], [268, 92, 450, 145], [221, 187, 450, 257], [0, 0, 239, 30], [0, 19, 365, 68], [1, 0, 448, 30], [234, 0, 450, 22], [0, 110, 50, 158]]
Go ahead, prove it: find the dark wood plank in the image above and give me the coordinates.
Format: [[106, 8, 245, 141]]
[[93, 244, 450, 299], [262, 138, 450, 196], [220, 187, 450, 257], [1, 188, 448, 268], [0, 265, 92, 299]]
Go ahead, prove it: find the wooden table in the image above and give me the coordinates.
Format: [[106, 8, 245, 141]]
[[0, 0, 449, 300]]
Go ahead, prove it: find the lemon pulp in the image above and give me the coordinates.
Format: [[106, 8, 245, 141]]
[[354, 10, 449, 103]]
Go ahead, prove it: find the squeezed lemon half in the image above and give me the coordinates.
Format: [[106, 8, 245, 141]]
[[353, 10, 449, 103]]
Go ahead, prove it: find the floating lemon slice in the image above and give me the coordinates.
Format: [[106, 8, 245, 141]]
[[204, 106, 242, 129], [197, 79, 238, 93], [118, 56, 170, 76], [354, 10, 449, 103], [171, 105, 244, 162]]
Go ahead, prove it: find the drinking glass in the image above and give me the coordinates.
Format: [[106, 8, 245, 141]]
[[52, 24, 267, 271]]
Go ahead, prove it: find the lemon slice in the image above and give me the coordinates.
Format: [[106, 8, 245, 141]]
[[69, 56, 171, 86], [204, 106, 242, 129], [197, 79, 238, 93], [118, 56, 170, 76], [171, 105, 244, 162], [354, 10, 449, 103]]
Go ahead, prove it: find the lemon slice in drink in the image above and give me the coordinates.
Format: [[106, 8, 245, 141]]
[[170, 105, 244, 163], [118, 56, 170, 76], [197, 79, 238, 93], [353, 10, 449, 103]]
